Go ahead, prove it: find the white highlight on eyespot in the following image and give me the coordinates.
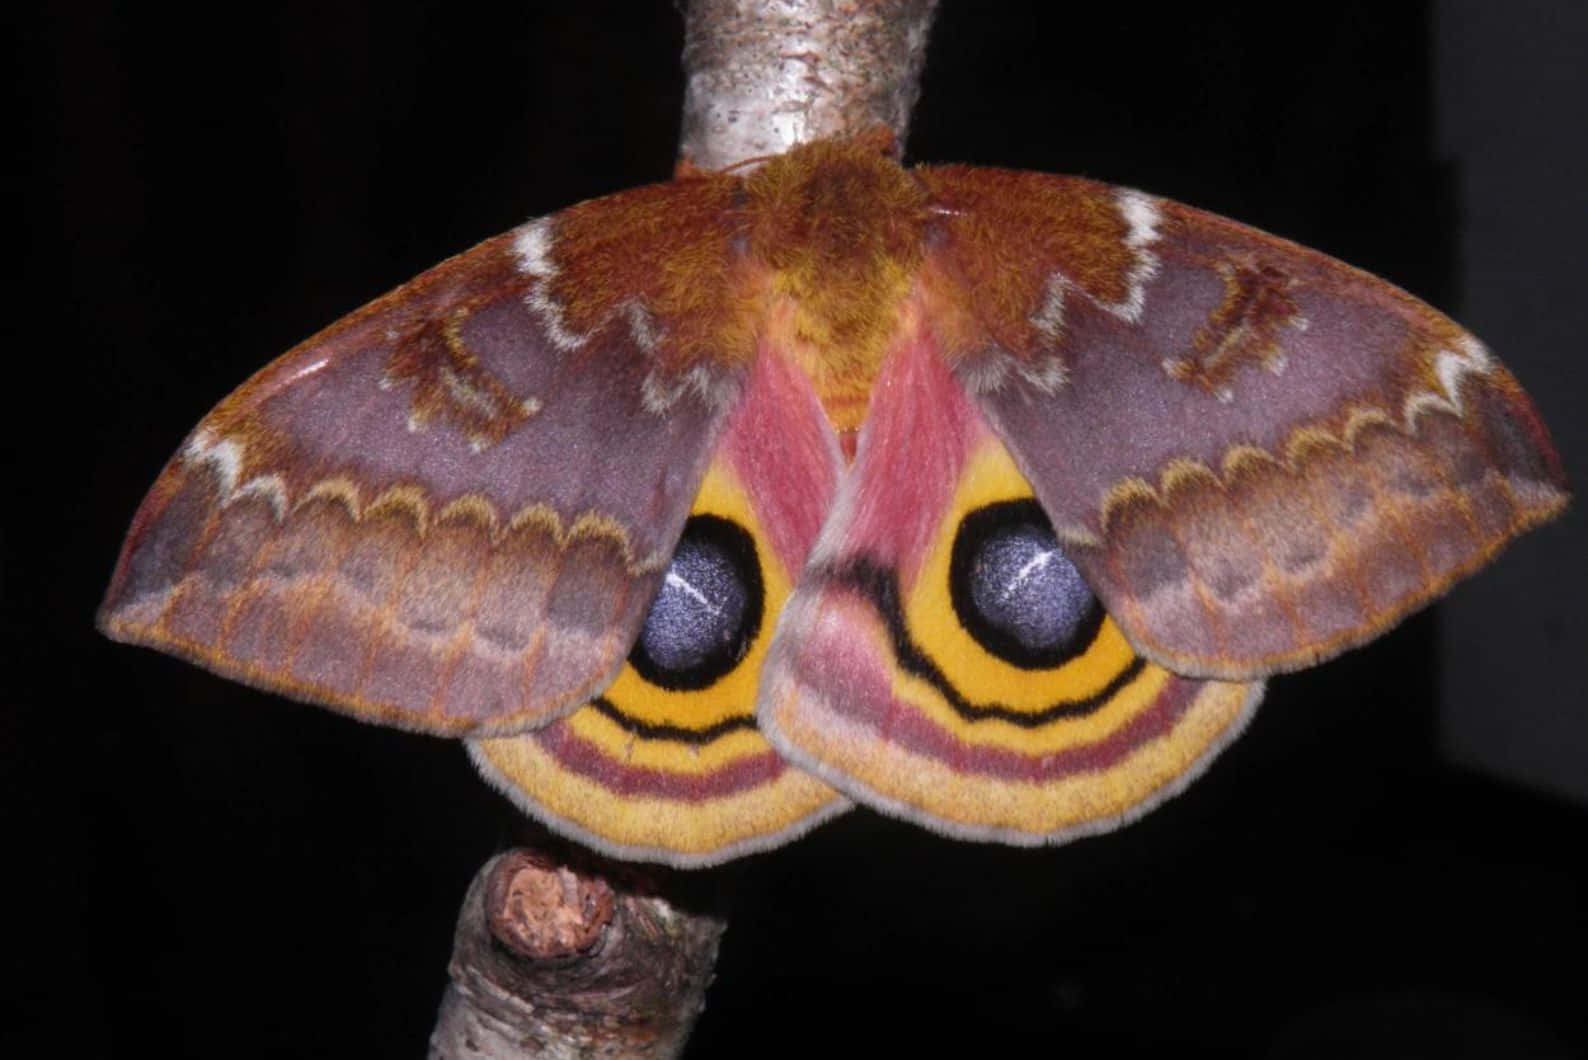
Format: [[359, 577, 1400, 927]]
[[1002, 552, 1056, 603], [513, 217, 591, 353], [666, 569, 724, 617]]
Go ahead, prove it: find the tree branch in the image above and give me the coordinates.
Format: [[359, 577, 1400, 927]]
[[429, 2, 941, 1054], [429, 851, 725, 1059], [679, 0, 940, 168]]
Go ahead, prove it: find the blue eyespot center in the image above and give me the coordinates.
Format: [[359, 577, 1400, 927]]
[[630, 514, 763, 690], [949, 499, 1103, 668]]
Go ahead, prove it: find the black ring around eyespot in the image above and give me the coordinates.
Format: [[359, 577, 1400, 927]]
[[820, 558, 1144, 726], [589, 696, 757, 744], [948, 498, 1105, 669], [628, 513, 764, 692]]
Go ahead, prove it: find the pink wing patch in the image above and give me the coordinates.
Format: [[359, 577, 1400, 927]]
[[469, 347, 850, 867], [759, 321, 1261, 842]]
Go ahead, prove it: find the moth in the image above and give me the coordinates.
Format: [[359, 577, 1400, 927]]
[[100, 137, 1566, 867]]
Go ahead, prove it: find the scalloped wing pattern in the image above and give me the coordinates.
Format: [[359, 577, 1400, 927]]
[[100, 217, 746, 736], [102, 141, 1566, 862], [929, 176, 1568, 679]]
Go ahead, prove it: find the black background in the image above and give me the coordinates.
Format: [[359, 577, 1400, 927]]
[[13, 2, 1585, 1056]]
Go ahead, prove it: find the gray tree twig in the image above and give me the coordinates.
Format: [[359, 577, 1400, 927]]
[[680, 0, 940, 168], [429, 851, 724, 1059], [429, 2, 941, 1055]]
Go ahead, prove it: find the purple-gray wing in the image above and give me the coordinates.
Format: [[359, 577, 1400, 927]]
[[100, 215, 747, 736], [919, 166, 1567, 680]]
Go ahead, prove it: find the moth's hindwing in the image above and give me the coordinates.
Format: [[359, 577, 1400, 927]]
[[470, 352, 850, 866], [760, 329, 1261, 843], [102, 139, 1568, 863]]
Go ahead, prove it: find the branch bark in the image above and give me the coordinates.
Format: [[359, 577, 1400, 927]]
[[430, 3, 941, 1055], [679, 0, 941, 168], [430, 851, 724, 1059]]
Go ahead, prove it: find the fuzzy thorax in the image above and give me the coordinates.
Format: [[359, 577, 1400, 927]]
[[745, 140, 930, 433]]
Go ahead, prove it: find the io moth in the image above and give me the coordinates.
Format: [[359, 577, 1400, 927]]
[[100, 137, 1566, 867]]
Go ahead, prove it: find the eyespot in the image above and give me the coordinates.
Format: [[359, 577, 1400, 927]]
[[629, 514, 764, 691], [948, 499, 1103, 668]]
